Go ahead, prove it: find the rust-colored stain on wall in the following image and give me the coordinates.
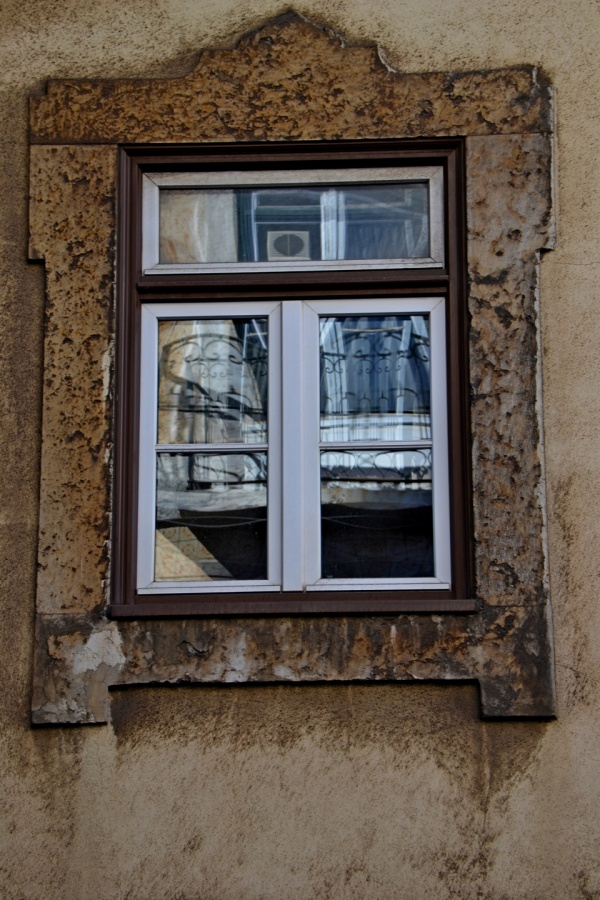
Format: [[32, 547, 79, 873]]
[[29, 13, 556, 724]]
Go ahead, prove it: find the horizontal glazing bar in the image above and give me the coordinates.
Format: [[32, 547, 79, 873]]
[[146, 259, 442, 274], [156, 443, 268, 452], [318, 440, 432, 450]]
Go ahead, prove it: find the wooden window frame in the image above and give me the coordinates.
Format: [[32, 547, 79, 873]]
[[110, 138, 476, 617]]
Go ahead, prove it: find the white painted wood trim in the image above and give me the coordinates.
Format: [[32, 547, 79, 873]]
[[302, 296, 450, 587], [306, 579, 451, 591], [147, 166, 443, 188], [137, 296, 451, 593], [302, 302, 322, 586], [142, 175, 160, 270], [429, 297, 452, 585], [281, 301, 305, 591], [137, 304, 160, 589]]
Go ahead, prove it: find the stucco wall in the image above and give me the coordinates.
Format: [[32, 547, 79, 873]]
[[1, 1, 599, 897]]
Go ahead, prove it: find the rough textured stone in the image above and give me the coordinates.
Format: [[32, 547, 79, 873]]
[[29, 14, 556, 723], [29, 145, 116, 615], [29, 14, 552, 145], [32, 603, 555, 724], [466, 134, 554, 607]]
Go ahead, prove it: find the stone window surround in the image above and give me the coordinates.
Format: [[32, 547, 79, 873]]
[[29, 13, 556, 723]]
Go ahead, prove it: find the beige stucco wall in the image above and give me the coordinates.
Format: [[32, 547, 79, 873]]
[[1, 1, 599, 897]]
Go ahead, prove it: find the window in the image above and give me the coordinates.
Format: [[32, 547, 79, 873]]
[[30, 18, 556, 720], [112, 140, 473, 615]]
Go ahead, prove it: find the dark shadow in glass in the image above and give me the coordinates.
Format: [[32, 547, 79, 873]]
[[321, 449, 434, 578]]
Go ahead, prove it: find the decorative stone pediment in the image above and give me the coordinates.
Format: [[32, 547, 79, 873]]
[[30, 12, 552, 145]]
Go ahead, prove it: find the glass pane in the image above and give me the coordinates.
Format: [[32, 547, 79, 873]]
[[155, 452, 267, 581], [243, 188, 323, 262], [320, 449, 433, 578], [343, 185, 429, 259], [159, 183, 429, 264], [157, 318, 268, 445], [320, 315, 431, 442], [160, 189, 238, 264]]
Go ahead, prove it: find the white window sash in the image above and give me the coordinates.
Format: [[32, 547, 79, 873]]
[[137, 297, 450, 594], [301, 297, 451, 591], [137, 300, 282, 594]]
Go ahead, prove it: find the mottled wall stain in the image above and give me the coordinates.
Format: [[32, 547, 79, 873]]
[[108, 681, 549, 894], [110, 680, 547, 782]]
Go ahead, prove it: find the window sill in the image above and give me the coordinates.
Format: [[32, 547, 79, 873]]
[[109, 596, 481, 617]]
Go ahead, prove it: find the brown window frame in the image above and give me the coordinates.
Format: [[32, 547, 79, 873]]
[[110, 138, 476, 617]]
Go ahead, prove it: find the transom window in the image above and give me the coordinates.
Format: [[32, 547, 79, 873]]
[[142, 166, 444, 273], [113, 140, 472, 615]]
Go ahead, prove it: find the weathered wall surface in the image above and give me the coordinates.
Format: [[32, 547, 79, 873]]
[[1, 1, 599, 898]]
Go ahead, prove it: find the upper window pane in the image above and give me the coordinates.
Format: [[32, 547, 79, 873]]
[[319, 314, 431, 442], [157, 317, 268, 445], [143, 166, 444, 272], [159, 183, 430, 265]]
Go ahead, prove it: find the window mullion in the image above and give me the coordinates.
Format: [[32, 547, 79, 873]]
[[281, 300, 307, 591], [302, 302, 322, 586]]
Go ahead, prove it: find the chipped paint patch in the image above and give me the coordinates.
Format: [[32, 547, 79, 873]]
[[71, 625, 126, 674]]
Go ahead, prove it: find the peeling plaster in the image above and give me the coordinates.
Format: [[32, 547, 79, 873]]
[[71, 626, 126, 675]]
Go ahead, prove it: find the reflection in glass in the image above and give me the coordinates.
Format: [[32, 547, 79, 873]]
[[160, 189, 238, 264], [159, 183, 430, 264], [155, 452, 267, 582], [157, 318, 268, 444], [320, 315, 431, 442], [320, 449, 433, 578], [342, 186, 429, 259]]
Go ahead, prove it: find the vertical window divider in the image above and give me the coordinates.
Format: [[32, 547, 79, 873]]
[[430, 297, 452, 585], [281, 300, 306, 591], [137, 303, 159, 589], [267, 302, 283, 587], [302, 302, 322, 586]]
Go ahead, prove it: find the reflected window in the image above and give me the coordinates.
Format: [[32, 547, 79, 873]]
[[319, 314, 434, 579], [159, 182, 430, 265]]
